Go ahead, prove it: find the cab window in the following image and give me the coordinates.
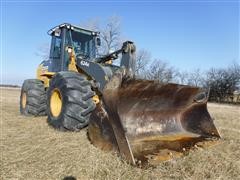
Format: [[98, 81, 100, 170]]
[[50, 29, 62, 59], [51, 36, 62, 58]]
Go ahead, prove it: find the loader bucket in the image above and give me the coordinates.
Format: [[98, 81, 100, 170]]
[[88, 72, 220, 166]]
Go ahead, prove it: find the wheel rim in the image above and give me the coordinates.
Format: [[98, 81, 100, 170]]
[[21, 92, 27, 108], [50, 88, 62, 117]]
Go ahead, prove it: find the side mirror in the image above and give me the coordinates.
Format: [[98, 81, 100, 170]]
[[96, 37, 101, 46]]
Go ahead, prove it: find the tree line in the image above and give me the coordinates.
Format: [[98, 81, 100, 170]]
[[136, 54, 240, 104]]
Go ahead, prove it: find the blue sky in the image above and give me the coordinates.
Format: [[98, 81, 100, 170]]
[[1, 0, 239, 85]]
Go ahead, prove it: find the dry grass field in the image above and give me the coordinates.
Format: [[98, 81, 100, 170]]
[[1, 88, 240, 180]]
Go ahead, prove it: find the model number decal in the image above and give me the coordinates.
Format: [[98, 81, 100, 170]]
[[80, 60, 90, 67]]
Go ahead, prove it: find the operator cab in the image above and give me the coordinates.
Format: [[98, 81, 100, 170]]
[[47, 23, 100, 72]]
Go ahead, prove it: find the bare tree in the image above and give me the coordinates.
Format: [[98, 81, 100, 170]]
[[81, 15, 122, 56], [204, 62, 240, 103], [80, 18, 100, 31], [135, 49, 151, 77], [35, 43, 50, 60], [177, 71, 189, 85], [98, 16, 122, 55], [205, 68, 229, 102], [146, 59, 177, 83], [187, 68, 204, 87]]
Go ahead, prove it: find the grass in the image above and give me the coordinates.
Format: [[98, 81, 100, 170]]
[[1, 88, 240, 180]]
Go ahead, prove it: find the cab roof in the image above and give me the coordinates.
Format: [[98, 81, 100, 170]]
[[47, 23, 99, 36]]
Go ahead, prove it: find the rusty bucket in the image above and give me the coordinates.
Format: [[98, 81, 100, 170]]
[[88, 72, 220, 166]]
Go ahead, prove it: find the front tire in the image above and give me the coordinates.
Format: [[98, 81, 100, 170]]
[[47, 72, 96, 131], [20, 79, 47, 116]]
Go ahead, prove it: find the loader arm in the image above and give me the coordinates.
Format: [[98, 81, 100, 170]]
[[75, 41, 136, 92], [95, 41, 136, 78]]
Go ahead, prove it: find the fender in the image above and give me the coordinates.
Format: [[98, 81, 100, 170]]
[[36, 62, 55, 87]]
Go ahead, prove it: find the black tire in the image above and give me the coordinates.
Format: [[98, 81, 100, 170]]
[[47, 72, 96, 131], [20, 79, 47, 116]]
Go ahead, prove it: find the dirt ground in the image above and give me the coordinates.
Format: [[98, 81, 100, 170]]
[[1, 88, 240, 180]]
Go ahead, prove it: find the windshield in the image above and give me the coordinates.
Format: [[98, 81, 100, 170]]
[[71, 31, 96, 59]]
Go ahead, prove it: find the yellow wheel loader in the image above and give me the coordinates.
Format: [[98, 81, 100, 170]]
[[20, 23, 220, 166]]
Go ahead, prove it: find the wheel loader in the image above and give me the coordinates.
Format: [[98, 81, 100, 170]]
[[20, 23, 220, 166]]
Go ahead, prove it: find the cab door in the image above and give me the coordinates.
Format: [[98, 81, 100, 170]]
[[49, 28, 68, 72]]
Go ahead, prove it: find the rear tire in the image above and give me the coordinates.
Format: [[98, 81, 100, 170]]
[[47, 72, 96, 131], [20, 79, 47, 116]]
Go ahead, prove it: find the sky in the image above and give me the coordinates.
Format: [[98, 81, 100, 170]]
[[1, 0, 239, 85]]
